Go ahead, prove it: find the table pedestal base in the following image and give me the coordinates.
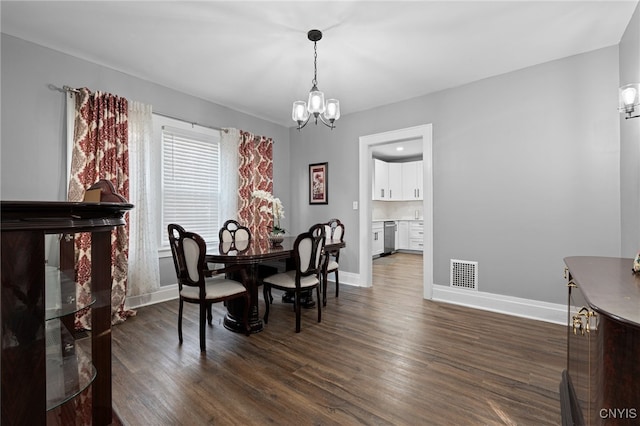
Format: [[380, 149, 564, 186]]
[[223, 313, 263, 334], [224, 297, 263, 333]]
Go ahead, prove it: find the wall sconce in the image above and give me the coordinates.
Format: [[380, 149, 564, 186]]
[[619, 83, 640, 119]]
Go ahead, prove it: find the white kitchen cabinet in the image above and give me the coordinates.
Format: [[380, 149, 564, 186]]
[[374, 159, 424, 202], [388, 163, 403, 200], [373, 159, 388, 200], [398, 220, 409, 249], [409, 239, 424, 251], [416, 162, 423, 200], [402, 160, 423, 200], [372, 222, 384, 256], [408, 220, 424, 251]]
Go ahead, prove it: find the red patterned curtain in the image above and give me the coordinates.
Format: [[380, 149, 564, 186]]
[[67, 88, 133, 330], [237, 131, 273, 239]]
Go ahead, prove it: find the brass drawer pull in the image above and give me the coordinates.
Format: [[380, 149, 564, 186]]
[[572, 314, 584, 335], [571, 307, 598, 335]]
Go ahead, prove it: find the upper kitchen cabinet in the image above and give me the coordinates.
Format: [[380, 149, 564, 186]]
[[373, 159, 389, 200], [373, 159, 402, 200], [402, 160, 423, 200], [388, 163, 403, 200], [374, 159, 424, 201]]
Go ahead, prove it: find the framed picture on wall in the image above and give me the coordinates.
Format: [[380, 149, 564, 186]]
[[309, 162, 328, 204]]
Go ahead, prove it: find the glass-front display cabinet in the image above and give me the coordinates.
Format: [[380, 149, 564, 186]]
[[1, 201, 132, 425]]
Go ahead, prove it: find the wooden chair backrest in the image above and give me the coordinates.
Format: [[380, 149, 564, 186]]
[[168, 224, 207, 290], [293, 224, 325, 280], [219, 219, 251, 243]]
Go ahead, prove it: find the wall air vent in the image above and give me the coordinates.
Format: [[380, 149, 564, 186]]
[[450, 259, 478, 290]]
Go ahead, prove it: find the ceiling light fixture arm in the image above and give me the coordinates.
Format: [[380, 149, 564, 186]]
[[624, 110, 639, 120], [295, 108, 337, 131]]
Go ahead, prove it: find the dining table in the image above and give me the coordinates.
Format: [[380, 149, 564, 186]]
[[206, 236, 346, 333]]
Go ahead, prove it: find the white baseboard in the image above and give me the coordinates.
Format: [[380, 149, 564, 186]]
[[126, 284, 178, 310], [326, 270, 364, 288], [432, 284, 566, 325]]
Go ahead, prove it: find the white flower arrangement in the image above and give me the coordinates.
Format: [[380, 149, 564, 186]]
[[251, 190, 286, 234]]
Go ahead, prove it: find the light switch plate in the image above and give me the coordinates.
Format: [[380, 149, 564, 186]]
[[352, 201, 358, 210]]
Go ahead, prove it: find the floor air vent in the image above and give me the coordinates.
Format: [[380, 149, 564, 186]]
[[450, 259, 478, 290]]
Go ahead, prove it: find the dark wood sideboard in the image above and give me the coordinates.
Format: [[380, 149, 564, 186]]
[[560, 256, 640, 425], [1, 201, 132, 425]]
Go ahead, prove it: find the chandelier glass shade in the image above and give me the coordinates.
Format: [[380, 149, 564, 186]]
[[292, 29, 340, 130]]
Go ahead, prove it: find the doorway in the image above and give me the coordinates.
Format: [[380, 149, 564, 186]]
[[358, 124, 433, 299]]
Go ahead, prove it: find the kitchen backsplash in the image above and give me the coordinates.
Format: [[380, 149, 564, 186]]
[[372, 200, 423, 220]]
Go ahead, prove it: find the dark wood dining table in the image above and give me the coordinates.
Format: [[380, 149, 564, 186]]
[[206, 236, 346, 333]]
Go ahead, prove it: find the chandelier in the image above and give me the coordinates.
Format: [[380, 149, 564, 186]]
[[292, 29, 340, 130]]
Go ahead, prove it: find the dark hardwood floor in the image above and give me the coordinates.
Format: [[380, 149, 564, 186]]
[[111, 253, 566, 425]]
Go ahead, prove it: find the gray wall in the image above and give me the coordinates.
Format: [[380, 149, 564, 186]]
[[290, 45, 623, 305], [620, 3, 640, 255], [0, 34, 291, 285], [3, 9, 636, 305]]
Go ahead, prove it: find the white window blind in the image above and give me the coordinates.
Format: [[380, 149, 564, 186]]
[[161, 125, 220, 247]]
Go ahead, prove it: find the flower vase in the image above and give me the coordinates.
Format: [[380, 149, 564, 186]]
[[268, 232, 284, 247]]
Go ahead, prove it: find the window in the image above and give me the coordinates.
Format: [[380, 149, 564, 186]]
[[155, 116, 221, 251]]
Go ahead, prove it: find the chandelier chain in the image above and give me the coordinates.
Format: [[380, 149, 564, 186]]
[[312, 41, 318, 87]]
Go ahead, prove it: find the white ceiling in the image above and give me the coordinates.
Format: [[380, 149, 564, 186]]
[[371, 138, 424, 161], [2, 1, 637, 129]]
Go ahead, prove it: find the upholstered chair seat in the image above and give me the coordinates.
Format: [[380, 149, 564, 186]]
[[263, 270, 320, 289], [326, 259, 339, 273], [179, 279, 248, 300]]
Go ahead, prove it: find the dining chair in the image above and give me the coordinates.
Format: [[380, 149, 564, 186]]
[[218, 219, 251, 258], [168, 224, 250, 352], [262, 223, 326, 332], [322, 218, 345, 306]]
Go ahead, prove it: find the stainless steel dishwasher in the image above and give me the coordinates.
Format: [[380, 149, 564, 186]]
[[383, 221, 396, 255]]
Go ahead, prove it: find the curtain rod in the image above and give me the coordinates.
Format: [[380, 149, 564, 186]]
[[62, 85, 80, 93], [50, 84, 228, 133], [48, 84, 77, 98]]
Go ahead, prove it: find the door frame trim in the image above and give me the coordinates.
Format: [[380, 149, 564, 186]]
[[358, 124, 433, 298]]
